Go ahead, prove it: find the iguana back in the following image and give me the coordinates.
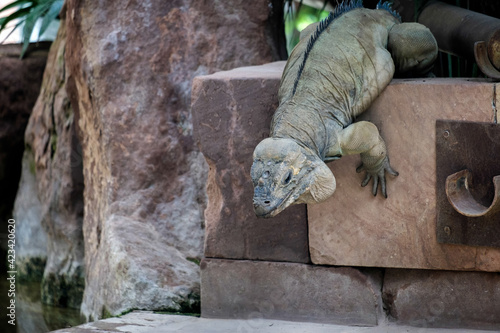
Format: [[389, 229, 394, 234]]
[[272, 3, 400, 157]]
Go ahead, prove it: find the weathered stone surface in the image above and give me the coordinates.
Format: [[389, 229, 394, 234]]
[[0, 43, 48, 273], [308, 79, 500, 271], [14, 16, 85, 308], [192, 62, 309, 263], [47, 311, 497, 333], [383, 269, 500, 330], [201, 258, 383, 326], [64, 0, 281, 320], [13, 152, 46, 282]]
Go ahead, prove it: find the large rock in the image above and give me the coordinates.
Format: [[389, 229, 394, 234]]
[[201, 258, 383, 326], [383, 269, 500, 330], [192, 62, 309, 263], [64, 0, 280, 320], [0, 44, 48, 276], [14, 16, 85, 308]]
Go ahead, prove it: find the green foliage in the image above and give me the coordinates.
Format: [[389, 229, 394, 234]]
[[0, 0, 63, 58], [284, 1, 330, 55]]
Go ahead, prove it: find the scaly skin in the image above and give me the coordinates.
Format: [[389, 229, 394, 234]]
[[251, 4, 437, 218]]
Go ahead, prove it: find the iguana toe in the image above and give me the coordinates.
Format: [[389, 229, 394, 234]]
[[357, 156, 398, 198]]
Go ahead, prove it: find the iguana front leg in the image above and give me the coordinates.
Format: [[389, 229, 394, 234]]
[[334, 121, 399, 197]]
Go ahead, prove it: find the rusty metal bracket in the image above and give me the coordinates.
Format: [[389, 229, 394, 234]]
[[475, 41, 500, 80], [436, 120, 500, 248], [446, 169, 500, 217]]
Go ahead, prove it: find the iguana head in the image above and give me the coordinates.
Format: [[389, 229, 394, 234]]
[[251, 138, 336, 218]]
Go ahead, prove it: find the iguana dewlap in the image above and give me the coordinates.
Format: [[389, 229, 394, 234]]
[[251, 0, 437, 218]]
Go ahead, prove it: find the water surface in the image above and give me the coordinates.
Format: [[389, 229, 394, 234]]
[[0, 271, 85, 333]]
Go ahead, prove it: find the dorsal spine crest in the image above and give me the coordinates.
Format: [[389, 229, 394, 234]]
[[291, 0, 401, 96], [376, 1, 401, 21], [292, 0, 364, 96]]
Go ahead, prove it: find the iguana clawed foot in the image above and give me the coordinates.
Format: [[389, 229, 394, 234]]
[[356, 156, 399, 198]]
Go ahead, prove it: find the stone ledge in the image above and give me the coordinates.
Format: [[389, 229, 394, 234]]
[[48, 311, 496, 333], [200, 258, 383, 326], [192, 61, 500, 270]]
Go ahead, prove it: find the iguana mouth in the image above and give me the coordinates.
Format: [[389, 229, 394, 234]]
[[253, 185, 297, 218], [254, 197, 288, 218]]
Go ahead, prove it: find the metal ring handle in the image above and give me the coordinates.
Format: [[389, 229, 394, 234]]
[[445, 169, 500, 217], [474, 41, 500, 80]]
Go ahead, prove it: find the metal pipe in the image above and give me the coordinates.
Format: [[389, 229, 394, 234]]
[[418, 1, 500, 71]]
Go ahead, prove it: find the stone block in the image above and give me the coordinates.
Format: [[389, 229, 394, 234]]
[[383, 269, 500, 330], [192, 62, 309, 263], [200, 258, 383, 326], [308, 78, 500, 271]]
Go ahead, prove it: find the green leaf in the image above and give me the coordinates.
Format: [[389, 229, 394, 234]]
[[0, 0, 61, 58], [20, 0, 53, 56], [20, 5, 46, 55], [38, 0, 62, 39], [21, 12, 37, 56], [0, 0, 35, 14], [0, 6, 33, 31]]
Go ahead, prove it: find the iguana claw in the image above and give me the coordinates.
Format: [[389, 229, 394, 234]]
[[356, 156, 399, 198]]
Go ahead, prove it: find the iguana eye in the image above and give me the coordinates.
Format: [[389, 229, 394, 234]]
[[283, 170, 292, 185]]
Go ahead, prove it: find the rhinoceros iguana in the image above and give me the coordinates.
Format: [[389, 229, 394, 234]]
[[251, 0, 437, 218]]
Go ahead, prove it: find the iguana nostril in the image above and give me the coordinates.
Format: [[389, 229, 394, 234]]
[[264, 200, 271, 205]]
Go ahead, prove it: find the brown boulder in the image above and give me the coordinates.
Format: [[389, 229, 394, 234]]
[[64, 0, 280, 320]]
